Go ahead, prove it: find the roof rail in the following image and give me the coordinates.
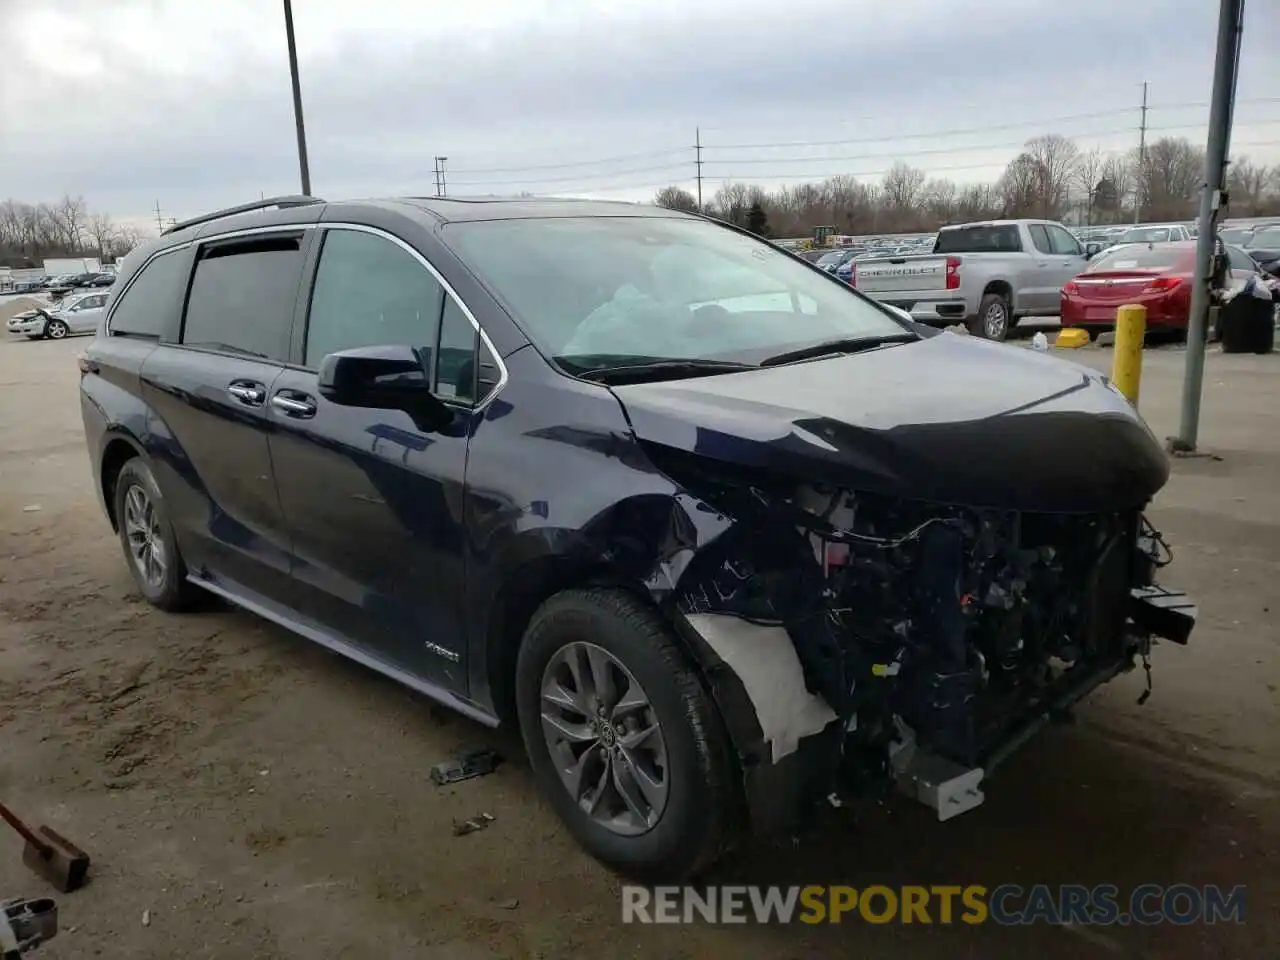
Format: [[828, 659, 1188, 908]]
[[162, 195, 324, 236]]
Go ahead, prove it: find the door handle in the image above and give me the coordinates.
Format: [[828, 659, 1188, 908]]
[[227, 382, 265, 406], [270, 393, 317, 418]]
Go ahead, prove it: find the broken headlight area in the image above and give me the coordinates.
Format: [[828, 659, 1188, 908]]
[[663, 457, 1194, 812]]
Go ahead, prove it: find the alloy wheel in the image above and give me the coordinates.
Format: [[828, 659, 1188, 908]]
[[47, 321, 68, 339], [539, 641, 669, 836], [123, 483, 167, 590], [983, 301, 1009, 339]]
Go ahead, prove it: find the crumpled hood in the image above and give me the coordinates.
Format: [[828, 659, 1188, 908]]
[[612, 332, 1170, 513]]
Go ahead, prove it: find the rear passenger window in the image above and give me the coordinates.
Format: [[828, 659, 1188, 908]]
[[305, 229, 444, 368], [183, 234, 304, 360], [109, 250, 188, 338]]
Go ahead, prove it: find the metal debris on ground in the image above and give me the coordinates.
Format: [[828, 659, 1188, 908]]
[[452, 813, 495, 837], [430, 749, 503, 786]]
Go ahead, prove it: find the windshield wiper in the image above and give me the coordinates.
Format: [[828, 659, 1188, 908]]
[[760, 333, 918, 367], [576, 359, 756, 384]]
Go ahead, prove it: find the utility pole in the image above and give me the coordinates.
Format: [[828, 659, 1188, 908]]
[[1172, 0, 1244, 453], [1133, 81, 1148, 224], [283, 0, 312, 196], [153, 200, 164, 233], [695, 127, 704, 211], [433, 156, 448, 198]]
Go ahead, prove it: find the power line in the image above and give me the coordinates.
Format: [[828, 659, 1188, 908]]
[[449, 161, 691, 187], [682, 138, 1280, 187], [704, 108, 1142, 151], [448, 147, 689, 176], [443, 119, 1279, 189]]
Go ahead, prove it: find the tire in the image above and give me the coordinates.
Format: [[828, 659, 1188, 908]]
[[44, 319, 69, 340], [113, 458, 201, 611], [969, 293, 1011, 341], [516, 588, 740, 882]]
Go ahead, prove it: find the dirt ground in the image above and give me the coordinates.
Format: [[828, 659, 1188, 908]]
[[1, 330, 1277, 959]]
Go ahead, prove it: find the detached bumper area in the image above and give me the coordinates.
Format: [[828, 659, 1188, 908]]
[[670, 482, 1198, 828]]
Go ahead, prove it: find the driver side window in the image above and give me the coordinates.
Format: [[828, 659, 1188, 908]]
[[305, 229, 445, 369], [1048, 225, 1083, 257]]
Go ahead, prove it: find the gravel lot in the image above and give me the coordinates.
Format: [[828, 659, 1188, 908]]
[[1, 332, 1277, 959]]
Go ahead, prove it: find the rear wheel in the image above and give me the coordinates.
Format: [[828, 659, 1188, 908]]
[[113, 458, 201, 611], [516, 588, 740, 882], [970, 293, 1011, 341]]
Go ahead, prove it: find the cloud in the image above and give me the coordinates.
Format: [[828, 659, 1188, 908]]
[[2, 0, 1277, 221]]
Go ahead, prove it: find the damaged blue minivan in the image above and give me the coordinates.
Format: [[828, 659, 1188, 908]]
[[80, 196, 1195, 881]]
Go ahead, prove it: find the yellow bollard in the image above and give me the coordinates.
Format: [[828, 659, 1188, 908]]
[[1111, 304, 1146, 404]]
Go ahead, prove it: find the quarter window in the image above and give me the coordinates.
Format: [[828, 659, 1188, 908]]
[[183, 234, 305, 360], [305, 230, 444, 369], [109, 250, 188, 338], [435, 296, 478, 402]]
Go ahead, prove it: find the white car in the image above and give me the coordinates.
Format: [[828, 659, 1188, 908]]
[[6, 292, 109, 340]]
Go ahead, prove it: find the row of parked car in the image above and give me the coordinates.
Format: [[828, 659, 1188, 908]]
[[9, 271, 116, 296], [812, 217, 1278, 341]]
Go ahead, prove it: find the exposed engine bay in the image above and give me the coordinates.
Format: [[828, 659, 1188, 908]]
[[655, 448, 1196, 822]]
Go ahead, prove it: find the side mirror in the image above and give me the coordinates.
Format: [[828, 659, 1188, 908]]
[[318, 344, 452, 432], [1084, 242, 1102, 259]]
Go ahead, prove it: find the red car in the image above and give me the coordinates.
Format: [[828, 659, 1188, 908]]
[[1061, 240, 1260, 336]]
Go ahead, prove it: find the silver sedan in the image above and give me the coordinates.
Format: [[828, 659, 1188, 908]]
[[6, 292, 109, 340]]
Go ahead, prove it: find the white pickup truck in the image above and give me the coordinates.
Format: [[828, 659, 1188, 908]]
[[850, 219, 1095, 340]]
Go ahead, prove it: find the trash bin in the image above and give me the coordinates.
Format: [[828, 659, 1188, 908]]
[[1218, 292, 1275, 354]]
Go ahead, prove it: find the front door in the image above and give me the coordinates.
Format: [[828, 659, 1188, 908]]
[[268, 226, 483, 690], [1045, 223, 1090, 296], [67, 294, 107, 333]]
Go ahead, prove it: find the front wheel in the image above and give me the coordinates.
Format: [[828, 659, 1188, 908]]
[[516, 588, 740, 882], [44, 319, 69, 340]]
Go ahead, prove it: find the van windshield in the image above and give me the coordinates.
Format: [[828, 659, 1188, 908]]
[[446, 216, 908, 374]]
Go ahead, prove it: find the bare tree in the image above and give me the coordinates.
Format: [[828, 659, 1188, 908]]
[[955, 183, 999, 221], [88, 212, 118, 257], [111, 224, 149, 259], [1023, 134, 1079, 219], [54, 194, 88, 251], [709, 182, 752, 227], [1096, 153, 1133, 221], [653, 186, 699, 213], [998, 153, 1043, 217], [1073, 146, 1105, 225], [922, 178, 957, 224], [1226, 158, 1272, 217], [1134, 137, 1204, 221], [881, 162, 927, 228]]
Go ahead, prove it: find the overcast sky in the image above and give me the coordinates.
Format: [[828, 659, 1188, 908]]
[[2, 0, 1278, 227]]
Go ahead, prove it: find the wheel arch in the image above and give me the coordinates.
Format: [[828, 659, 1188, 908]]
[[982, 278, 1014, 309], [99, 430, 147, 531]]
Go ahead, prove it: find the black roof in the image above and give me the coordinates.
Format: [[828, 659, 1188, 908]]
[[128, 195, 699, 273], [390, 196, 683, 223]]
